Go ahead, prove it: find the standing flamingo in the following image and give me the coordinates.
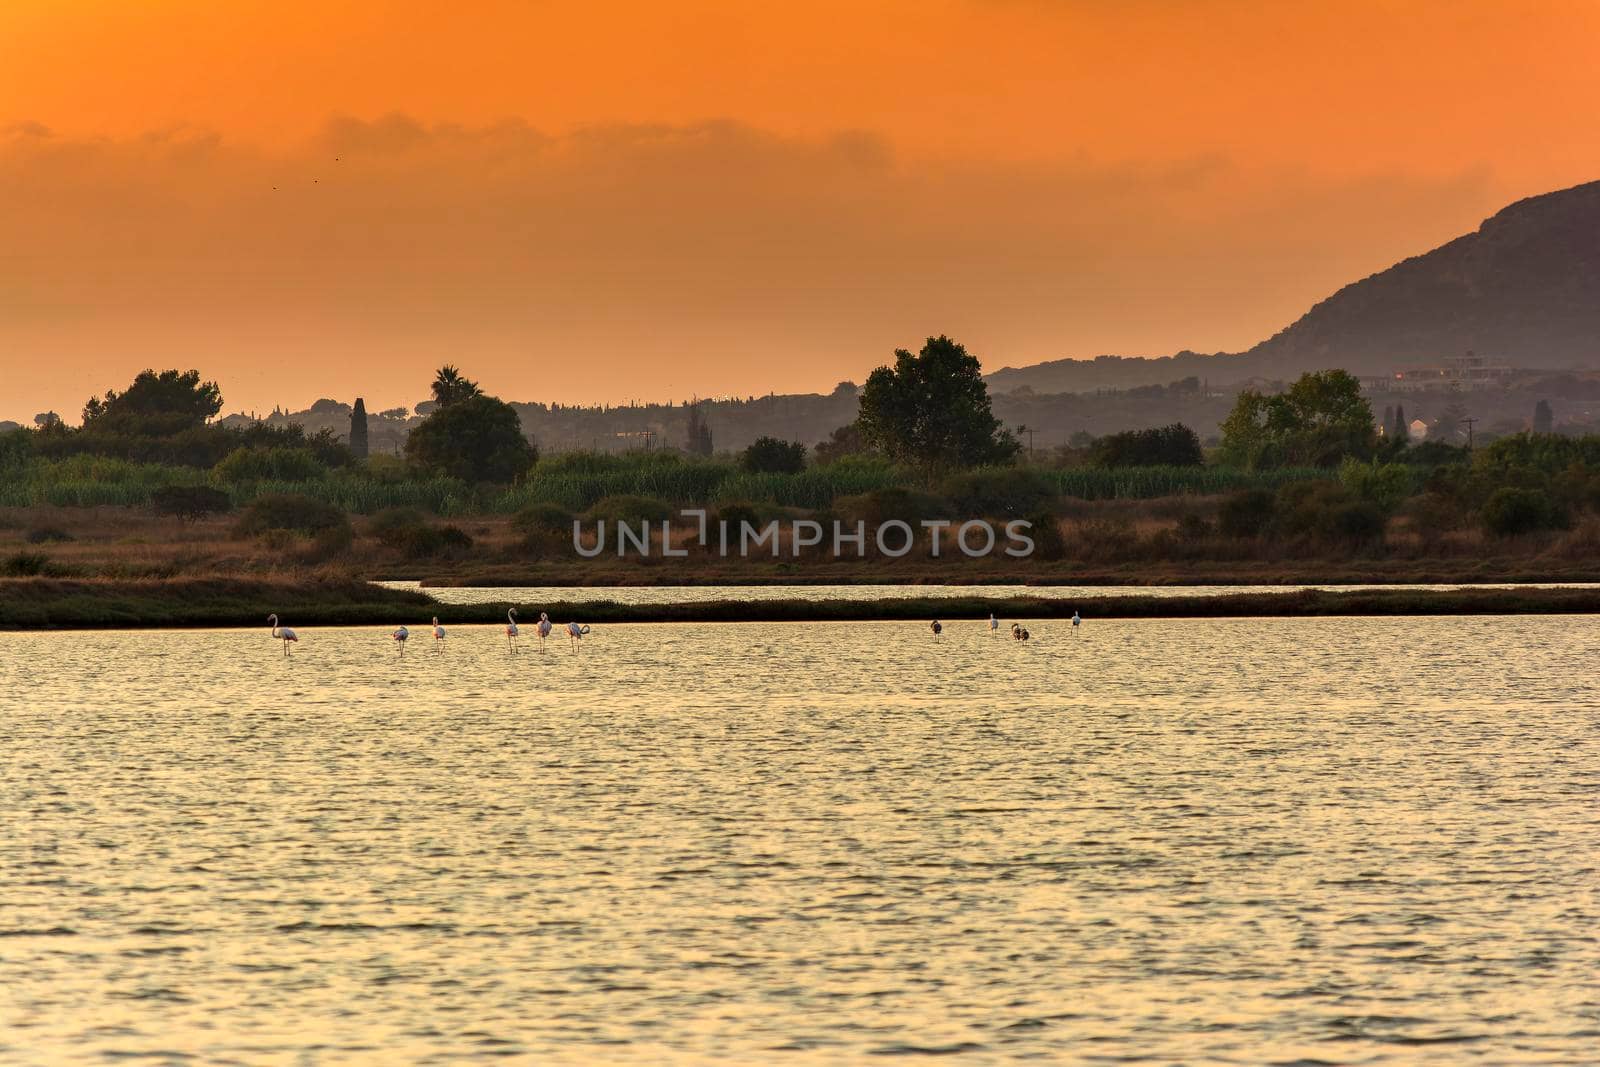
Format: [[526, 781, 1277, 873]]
[[505, 608, 519, 651], [268, 614, 297, 656], [567, 620, 590, 649], [432, 616, 446, 652], [393, 624, 409, 655], [1072, 610, 1081, 630], [537, 612, 553, 652], [989, 613, 999, 636], [930, 620, 943, 639]]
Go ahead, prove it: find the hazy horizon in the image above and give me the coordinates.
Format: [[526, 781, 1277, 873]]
[[4, 0, 1599, 422]]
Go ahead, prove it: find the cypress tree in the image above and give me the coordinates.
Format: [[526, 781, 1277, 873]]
[[349, 397, 369, 459]]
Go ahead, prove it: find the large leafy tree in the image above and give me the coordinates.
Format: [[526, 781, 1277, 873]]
[[857, 336, 1019, 467], [82, 369, 223, 434], [405, 394, 537, 483], [431, 365, 483, 408], [1220, 370, 1375, 468]]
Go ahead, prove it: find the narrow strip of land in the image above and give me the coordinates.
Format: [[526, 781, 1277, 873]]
[[4, 578, 1600, 629]]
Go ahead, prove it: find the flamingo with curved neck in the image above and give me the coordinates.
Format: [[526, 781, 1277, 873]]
[[268, 614, 298, 656]]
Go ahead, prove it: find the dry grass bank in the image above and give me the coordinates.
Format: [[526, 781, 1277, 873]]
[[5, 500, 1600, 589]]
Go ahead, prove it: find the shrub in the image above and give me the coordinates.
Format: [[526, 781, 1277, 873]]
[[1327, 500, 1387, 545], [1175, 513, 1214, 542], [368, 507, 431, 548], [359, 453, 412, 484], [25, 527, 74, 544], [150, 485, 233, 523], [1023, 512, 1067, 561], [1218, 489, 1276, 538], [1338, 458, 1414, 512], [1476, 432, 1600, 476], [2, 551, 50, 576], [587, 495, 674, 525], [512, 502, 575, 558], [834, 487, 951, 527], [1551, 463, 1600, 515], [1399, 491, 1466, 547], [1071, 517, 1136, 562], [740, 436, 807, 475], [235, 493, 350, 537], [940, 467, 1055, 518], [364, 507, 474, 557], [399, 523, 474, 559], [0, 428, 33, 469], [1481, 487, 1568, 538], [712, 502, 761, 533], [1089, 423, 1204, 468], [215, 446, 327, 483], [298, 522, 355, 563], [1399, 440, 1471, 468], [512, 502, 575, 537], [1274, 482, 1386, 547]]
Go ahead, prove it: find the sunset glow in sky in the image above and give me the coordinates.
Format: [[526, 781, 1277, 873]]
[[3, 0, 1599, 421]]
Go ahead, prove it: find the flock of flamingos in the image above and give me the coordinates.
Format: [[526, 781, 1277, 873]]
[[265, 609, 589, 656], [264, 608, 1080, 656]]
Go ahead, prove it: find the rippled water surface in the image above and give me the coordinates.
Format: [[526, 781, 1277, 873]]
[[3, 617, 1598, 1064]]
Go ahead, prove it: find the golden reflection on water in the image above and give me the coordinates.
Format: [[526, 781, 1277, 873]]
[[2, 616, 1597, 1064]]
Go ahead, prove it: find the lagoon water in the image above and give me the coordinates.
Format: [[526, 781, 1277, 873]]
[[2, 617, 1598, 1064]]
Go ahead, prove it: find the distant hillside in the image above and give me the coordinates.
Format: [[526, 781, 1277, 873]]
[[985, 351, 1247, 395], [1246, 179, 1600, 377], [989, 179, 1600, 392]]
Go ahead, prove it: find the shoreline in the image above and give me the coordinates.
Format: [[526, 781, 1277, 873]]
[[399, 562, 1600, 587], [6, 577, 1600, 630]]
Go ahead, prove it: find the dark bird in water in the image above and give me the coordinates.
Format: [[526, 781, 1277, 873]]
[[1010, 623, 1030, 641], [930, 620, 943, 638]]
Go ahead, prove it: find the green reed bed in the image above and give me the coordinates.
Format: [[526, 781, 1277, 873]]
[[1, 450, 1326, 516], [1043, 465, 1326, 500]]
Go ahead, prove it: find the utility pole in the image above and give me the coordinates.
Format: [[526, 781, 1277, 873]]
[[1461, 417, 1478, 450]]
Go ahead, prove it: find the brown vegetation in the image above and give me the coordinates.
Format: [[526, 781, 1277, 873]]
[[6, 496, 1600, 593]]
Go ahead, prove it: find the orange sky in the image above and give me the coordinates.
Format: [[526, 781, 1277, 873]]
[[3, 0, 1599, 422]]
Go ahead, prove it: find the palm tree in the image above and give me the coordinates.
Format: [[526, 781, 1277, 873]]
[[431, 365, 482, 408]]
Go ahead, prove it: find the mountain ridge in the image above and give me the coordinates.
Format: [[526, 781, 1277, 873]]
[[987, 178, 1600, 394]]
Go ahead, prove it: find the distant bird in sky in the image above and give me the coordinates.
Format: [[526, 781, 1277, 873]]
[[393, 624, 409, 654], [432, 616, 446, 651], [505, 608, 519, 650], [268, 614, 297, 656]]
